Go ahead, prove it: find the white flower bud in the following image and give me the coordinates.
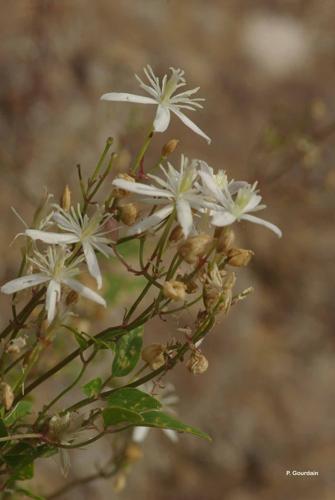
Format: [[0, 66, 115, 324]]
[[0, 383, 14, 411], [5, 337, 26, 355]]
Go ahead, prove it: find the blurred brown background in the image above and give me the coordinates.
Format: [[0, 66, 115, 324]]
[[1, 1, 335, 499]]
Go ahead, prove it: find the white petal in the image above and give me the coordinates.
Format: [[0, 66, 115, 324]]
[[211, 211, 236, 226], [25, 230, 78, 245], [171, 108, 211, 144], [241, 214, 282, 238], [46, 280, 61, 324], [126, 205, 173, 235], [83, 242, 102, 289], [176, 199, 193, 237], [132, 426, 150, 443], [63, 278, 106, 307], [163, 429, 179, 442], [153, 105, 171, 132], [198, 171, 226, 205], [1, 273, 49, 294], [112, 179, 172, 199], [100, 92, 157, 104]]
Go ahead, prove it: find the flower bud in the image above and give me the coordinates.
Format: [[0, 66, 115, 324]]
[[5, 337, 26, 355], [124, 443, 143, 463], [169, 225, 183, 243], [227, 248, 254, 267], [65, 290, 79, 306], [186, 351, 208, 375], [112, 173, 135, 198], [0, 383, 14, 411], [141, 343, 166, 370], [216, 227, 235, 253], [162, 139, 179, 157], [163, 280, 186, 301], [178, 234, 212, 264], [119, 203, 138, 226], [60, 185, 71, 212]]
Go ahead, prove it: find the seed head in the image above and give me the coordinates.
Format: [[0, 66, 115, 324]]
[[227, 248, 254, 267], [119, 203, 138, 226], [141, 343, 166, 370], [216, 227, 235, 253], [60, 185, 71, 212], [163, 280, 187, 301], [162, 139, 179, 157], [178, 234, 212, 264], [186, 350, 208, 375], [0, 383, 14, 411]]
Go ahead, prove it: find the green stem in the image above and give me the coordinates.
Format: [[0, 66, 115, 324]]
[[130, 127, 154, 175]]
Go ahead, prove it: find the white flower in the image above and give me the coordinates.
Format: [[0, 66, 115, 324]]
[[199, 166, 282, 237], [1, 246, 106, 324], [112, 155, 206, 237], [101, 65, 211, 144], [133, 383, 179, 443], [25, 205, 114, 289]]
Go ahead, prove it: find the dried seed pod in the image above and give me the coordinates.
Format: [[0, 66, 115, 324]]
[[227, 248, 254, 267], [186, 350, 208, 375], [119, 203, 138, 226], [112, 173, 135, 198], [203, 265, 236, 313], [5, 337, 26, 355], [60, 185, 71, 212], [0, 383, 14, 411], [162, 139, 179, 157], [178, 234, 212, 264], [216, 227, 235, 253], [141, 344, 166, 370], [163, 280, 187, 301]]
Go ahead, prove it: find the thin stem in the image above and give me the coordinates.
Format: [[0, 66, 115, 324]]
[[0, 433, 42, 443], [90, 137, 113, 183], [130, 127, 154, 175]]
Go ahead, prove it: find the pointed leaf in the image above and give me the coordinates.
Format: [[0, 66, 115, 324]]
[[139, 411, 211, 441], [112, 326, 143, 377], [83, 378, 103, 398], [102, 407, 143, 427], [4, 401, 32, 426], [106, 387, 161, 413]]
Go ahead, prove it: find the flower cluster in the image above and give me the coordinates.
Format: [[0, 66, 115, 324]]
[[1, 203, 112, 324]]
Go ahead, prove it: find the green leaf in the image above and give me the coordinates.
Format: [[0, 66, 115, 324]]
[[139, 411, 212, 441], [83, 377, 102, 398], [112, 326, 143, 377], [74, 331, 89, 349], [4, 401, 32, 426], [106, 387, 161, 413], [12, 462, 34, 481], [102, 407, 143, 427]]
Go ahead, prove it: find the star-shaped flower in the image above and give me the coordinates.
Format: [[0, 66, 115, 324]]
[[25, 205, 114, 289], [101, 65, 211, 144], [1, 246, 106, 324], [113, 155, 206, 237]]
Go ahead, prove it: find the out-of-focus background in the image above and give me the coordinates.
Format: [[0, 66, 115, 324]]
[[1, 1, 335, 499]]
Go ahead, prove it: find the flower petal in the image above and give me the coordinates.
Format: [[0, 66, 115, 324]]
[[126, 205, 173, 235], [176, 198, 193, 237], [25, 230, 78, 245], [171, 108, 211, 144], [46, 279, 61, 324], [241, 214, 282, 237], [198, 171, 226, 205], [132, 426, 150, 443], [1, 273, 49, 294], [100, 92, 157, 104], [63, 278, 106, 307], [211, 211, 237, 226], [112, 179, 172, 199], [83, 242, 102, 289], [163, 429, 179, 442], [153, 105, 171, 132]]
